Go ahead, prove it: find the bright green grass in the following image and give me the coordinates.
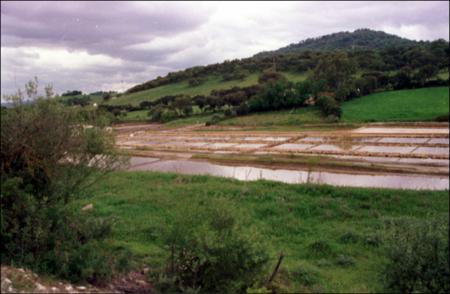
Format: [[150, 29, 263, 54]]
[[109, 74, 259, 106], [79, 171, 448, 292], [121, 109, 149, 122], [342, 86, 449, 122], [219, 107, 325, 126], [215, 87, 449, 127], [109, 71, 307, 106]]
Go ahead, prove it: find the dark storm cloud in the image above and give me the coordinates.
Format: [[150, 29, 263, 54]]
[[1, 1, 211, 60], [1, 1, 449, 96]]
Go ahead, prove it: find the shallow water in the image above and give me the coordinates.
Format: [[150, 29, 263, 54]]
[[378, 137, 429, 144], [412, 147, 449, 156], [357, 145, 416, 154], [428, 138, 449, 144], [272, 143, 315, 151], [127, 157, 449, 190], [353, 127, 449, 134]]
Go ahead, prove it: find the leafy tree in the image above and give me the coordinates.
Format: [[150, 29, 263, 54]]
[[102, 92, 112, 101], [1, 80, 127, 283], [312, 51, 356, 91], [258, 68, 287, 85], [415, 64, 440, 85], [316, 94, 342, 119]]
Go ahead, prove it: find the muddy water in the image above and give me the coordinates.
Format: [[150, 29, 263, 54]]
[[127, 157, 448, 190]]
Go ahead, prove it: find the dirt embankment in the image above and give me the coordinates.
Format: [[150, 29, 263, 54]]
[[1, 265, 152, 294]]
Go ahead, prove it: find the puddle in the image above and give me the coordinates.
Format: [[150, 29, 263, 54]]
[[353, 127, 449, 134], [428, 138, 449, 144], [310, 144, 360, 152], [185, 142, 210, 147], [232, 143, 267, 149], [310, 171, 448, 190], [412, 147, 449, 156], [299, 137, 324, 142], [128, 157, 160, 167], [127, 157, 448, 190], [272, 143, 314, 151], [378, 137, 429, 144], [207, 143, 237, 149], [351, 137, 382, 143], [357, 145, 416, 154], [261, 137, 289, 142]]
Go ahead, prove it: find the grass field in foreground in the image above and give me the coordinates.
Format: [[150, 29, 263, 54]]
[[341, 86, 449, 122], [78, 171, 448, 292]]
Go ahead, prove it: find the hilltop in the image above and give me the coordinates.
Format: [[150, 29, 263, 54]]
[[255, 28, 419, 57], [120, 28, 446, 97]]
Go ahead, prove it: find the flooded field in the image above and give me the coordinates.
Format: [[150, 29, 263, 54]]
[[117, 123, 449, 190]]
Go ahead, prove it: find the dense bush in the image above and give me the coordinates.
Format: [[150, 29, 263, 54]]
[[382, 216, 449, 293], [61, 90, 82, 96], [156, 197, 270, 293], [248, 80, 308, 112], [316, 95, 342, 118], [1, 83, 126, 283], [258, 69, 287, 85], [62, 95, 92, 107]]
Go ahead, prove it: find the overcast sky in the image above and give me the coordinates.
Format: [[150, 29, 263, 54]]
[[1, 1, 449, 96]]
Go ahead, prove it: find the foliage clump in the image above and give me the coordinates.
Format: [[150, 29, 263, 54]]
[[155, 196, 270, 293], [1, 80, 127, 283], [382, 216, 449, 293]]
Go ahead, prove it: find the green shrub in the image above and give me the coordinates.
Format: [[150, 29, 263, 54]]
[[335, 255, 356, 267], [382, 216, 449, 293], [308, 240, 334, 257], [339, 231, 361, 244], [205, 114, 224, 126], [316, 95, 342, 118], [363, 232, 382, 247], [290, 265, 321, 286], [156, 196, 270, 293], [1, 86, 125, 284], [160, 109, 178, 122]]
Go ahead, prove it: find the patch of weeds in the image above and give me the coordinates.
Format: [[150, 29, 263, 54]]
[[339, 231, 361, 244], [368, 209, 381, 218], [363, 232, 383, 247], [359, 202, 371, 209], [335, 255, 356, 267], [308, 240, 334, 257], [315, 259, 333, 268], [290, 265, 321, 286]]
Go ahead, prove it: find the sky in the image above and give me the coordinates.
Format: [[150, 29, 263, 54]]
[[1, 1, 449, 96]]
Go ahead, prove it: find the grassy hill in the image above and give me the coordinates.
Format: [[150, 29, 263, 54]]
[[119, 29, 447, 99], [217, 87, 449, 127], [341, 87, 449, 122], [255, 28, 418, 57], [108, 72, 307, 106]]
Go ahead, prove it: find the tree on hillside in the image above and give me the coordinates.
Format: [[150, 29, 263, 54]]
[[258, 68, 287, 85], [312, 51, 356, 91], [102, 92, 112, 101]]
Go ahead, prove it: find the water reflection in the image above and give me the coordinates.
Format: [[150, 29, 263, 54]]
[[128, 157, 448, 190]]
